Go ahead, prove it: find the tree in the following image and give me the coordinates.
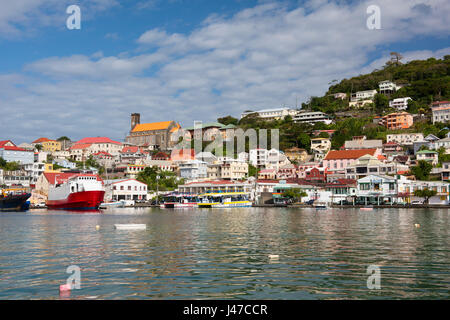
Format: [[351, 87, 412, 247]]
[[413, 189, 437, 204], [374, 93, 389, 113], [410, 160, 433, 181], [248, 164, 259, 177], [137, 166, 182, 191], [217, 116, 239, 126], [282, 188, 308, 203], [57, 136, 71, 141], [390, 52, 403, 66], [35, 144, 42, 151], [0, 158, 20, 171]]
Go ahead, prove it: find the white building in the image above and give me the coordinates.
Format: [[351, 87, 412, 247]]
[[240, 108, 298, 120], [238, 152, 249, 162], [429, 137, 450, 152], [351, 89, 377, 101], [266, 149, 290, 170], [293, 111, 333, 125], [21, 162, 46, 184], [356, 174, 397, 204], [431, 101, 450, 124], [389, 97, 412, 110], [249, 148, 269, 167], [104, 179, 148, 202], [0, 146, 34, 164], [379, 80, 402, 94], [387, 133, 424, 146], [416, 150, 438, 165], [310, 138, 331, 154], [179, 160, 208, 180]]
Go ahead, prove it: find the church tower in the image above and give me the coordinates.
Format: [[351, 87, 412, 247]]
[[131, 113, 140, 131]]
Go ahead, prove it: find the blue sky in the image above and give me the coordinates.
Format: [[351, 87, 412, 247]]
[[0, 0, 449, 143]]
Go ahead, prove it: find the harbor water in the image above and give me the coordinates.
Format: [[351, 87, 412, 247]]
[[0, 207, 448, 299]]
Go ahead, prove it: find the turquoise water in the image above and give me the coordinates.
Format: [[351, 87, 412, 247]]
[[0, 207, 448, 299]]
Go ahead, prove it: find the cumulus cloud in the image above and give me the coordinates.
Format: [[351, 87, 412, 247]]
[[1, 0, 450, 143]]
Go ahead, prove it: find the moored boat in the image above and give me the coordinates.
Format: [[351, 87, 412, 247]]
[[197, 191, 252, 208], [46, 174, 105, 210], [0, 188, 32, 212], [160, 193, 199, 208]]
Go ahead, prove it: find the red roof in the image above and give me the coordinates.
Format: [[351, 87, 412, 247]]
[[74, 137, 121, 145], [32, 137, 51, 143], [121, 146, 147, 154], [152, 151, 170, 160], [0, 146, 27, 151], [0, 140, 15, 147], [70, 143, 92, 150], [324, 149, 377, 160]]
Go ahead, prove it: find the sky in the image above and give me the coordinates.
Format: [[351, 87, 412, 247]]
[[0, 0, 449, 144]]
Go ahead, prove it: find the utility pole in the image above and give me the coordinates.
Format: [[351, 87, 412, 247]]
[[156, 175, 160, 205]]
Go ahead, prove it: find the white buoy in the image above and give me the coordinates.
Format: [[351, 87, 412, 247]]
[[95, 225, 100, 230], [114, 224, 146, 230], [268, 254, 279, 260], [415, 223, 420, 228]]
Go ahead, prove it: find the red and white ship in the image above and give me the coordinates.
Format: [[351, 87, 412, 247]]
[[46, 174, 105, 210]]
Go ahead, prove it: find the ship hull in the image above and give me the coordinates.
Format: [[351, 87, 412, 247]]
[[47, 190, 105, 210], [0, 194, 32, 212]]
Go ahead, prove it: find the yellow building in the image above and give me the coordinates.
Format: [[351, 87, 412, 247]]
[[42, 140, 62, 152]]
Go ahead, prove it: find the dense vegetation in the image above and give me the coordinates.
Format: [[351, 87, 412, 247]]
[[0, 157, 20, 171], [137, 166, 184, 192]]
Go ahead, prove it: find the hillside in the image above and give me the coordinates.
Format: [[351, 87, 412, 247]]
[[304, 54, 450, 114]]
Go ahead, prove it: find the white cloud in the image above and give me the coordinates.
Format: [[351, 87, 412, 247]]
[[1, 0, 450, 143]]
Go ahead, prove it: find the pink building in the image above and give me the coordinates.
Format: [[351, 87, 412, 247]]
[[322, 148, 381, 173]]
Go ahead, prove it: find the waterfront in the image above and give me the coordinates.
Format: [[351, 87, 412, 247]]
[[0, 207, 448, 299]]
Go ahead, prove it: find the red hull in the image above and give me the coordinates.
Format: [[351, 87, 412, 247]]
[[46, 190, 105, 210]]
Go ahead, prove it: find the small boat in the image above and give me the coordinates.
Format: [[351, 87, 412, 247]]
[[313, 202, 328, 210], [197, 191, 252, 208], [360, 206, 374, 211], [114, 224, 146, 230], [0, 188, 32, 212], [99, 200, 126, 209]]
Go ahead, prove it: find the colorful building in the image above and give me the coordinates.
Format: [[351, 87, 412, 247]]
[[379, 112, 413, 130]]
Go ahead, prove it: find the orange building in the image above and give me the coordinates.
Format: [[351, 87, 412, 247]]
[[380, 112, 413, 130]]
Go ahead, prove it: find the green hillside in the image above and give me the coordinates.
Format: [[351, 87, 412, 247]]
[[305, 54, 450, 114]]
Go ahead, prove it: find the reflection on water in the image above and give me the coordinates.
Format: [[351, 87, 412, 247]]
[[0, 207, 448, 299]]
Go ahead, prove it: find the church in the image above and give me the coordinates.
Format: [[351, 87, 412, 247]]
[[125, 113, 181, 151]]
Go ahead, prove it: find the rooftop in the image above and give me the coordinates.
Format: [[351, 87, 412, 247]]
[[131, 121, 175, 132], [324, 149, 377, 161]]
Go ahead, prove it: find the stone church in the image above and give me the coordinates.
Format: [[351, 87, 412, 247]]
[[125, 113, 181, 150]]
